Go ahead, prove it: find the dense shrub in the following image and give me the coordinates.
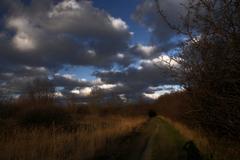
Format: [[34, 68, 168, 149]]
[[156, 0, 240, 139], [148, 109, 157, 118], [0, 104, 18, 119], [19, 106, 71, 127]]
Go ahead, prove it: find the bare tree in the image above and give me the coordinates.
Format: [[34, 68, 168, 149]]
[[26, 78, 55, 105], [155, 0, 240, 139]]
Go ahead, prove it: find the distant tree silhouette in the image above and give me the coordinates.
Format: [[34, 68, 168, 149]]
[[25, 78, 55, 105]]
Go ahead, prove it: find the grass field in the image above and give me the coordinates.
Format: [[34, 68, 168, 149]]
[[0, 110, 146, 160], [0, 97, 239, 160]]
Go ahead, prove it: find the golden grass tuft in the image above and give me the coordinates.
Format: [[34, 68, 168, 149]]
[[0, 115, 146, 160]]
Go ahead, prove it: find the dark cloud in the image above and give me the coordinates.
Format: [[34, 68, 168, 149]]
[[52, 74, 91, 89], [0, 66, 49, 96], [0, 0, 134, 97], [94, 57, 179, 98], [0, 0, 132, 72], [132, 0, 187, 50], [0, 69, 93, 98], [130, 43, 160, 59], [0, 0, 182, 100]]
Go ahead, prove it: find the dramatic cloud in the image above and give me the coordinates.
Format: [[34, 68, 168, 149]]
[[94, 55, 179, 99], [130, 44, 159, 58], [71, 87, 92, 97], [0, 0, 132, 73], [132, 0, 187, 50], [143, 85, 182, 100], [0, 66, 49, 96], [0, 0, 184, 101], [52, 74, 92, 89]]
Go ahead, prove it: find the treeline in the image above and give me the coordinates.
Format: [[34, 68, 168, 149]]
[[156, 0, 240, 140]]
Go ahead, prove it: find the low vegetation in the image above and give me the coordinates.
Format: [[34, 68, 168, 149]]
[[1, 88, 239, 160], [166, 118, 240, 160], [150, 92, 240, 160], [0, 101, 146, 160]]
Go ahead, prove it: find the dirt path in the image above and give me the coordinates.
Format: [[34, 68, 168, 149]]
[[96, 116, 202, 160], [139, 117, 187, 160]]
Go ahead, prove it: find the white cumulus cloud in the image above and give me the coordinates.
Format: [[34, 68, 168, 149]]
[[71, 87, 92, 97], [108, 16, 128, 31]]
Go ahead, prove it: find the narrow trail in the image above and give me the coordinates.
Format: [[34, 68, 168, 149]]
[[137, 117, 187, 160], [141, 122, 159, 160], [96, 116, 203, 160]]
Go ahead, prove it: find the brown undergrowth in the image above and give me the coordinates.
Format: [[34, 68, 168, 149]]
[[0, 102, 146, 160], [150, 92, 240, 160]]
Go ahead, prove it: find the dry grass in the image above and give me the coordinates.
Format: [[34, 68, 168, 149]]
[[148, 92, 240, 160], [0, 115, 146, 160], [164, 117, 240, 160]]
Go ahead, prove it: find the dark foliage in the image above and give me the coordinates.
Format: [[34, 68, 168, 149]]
[[19, 106, 71, 127], [183, 141, 202, 160], [156, 0, 240, 139], [0, 104, 17, 119], [148, 109, 157, 118]]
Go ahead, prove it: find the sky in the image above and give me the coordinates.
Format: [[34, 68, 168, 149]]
[[0, 0, 186, 102]]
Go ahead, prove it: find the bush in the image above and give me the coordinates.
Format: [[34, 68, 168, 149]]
[[20, 106, 71, 127], [0, 104, 18, 119], [148, 109, 157, 118], [156, 0, 240, 139]]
